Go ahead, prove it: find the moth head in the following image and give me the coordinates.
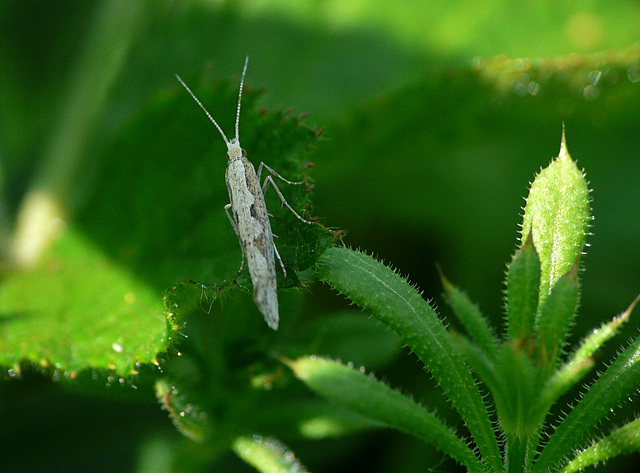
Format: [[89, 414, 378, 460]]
[[226, 138, 244, 161]]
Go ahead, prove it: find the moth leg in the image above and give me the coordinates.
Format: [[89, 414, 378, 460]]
[[257, 162, 305, 186], [224, 203, 246, 273], [257, 164, 313, 224], [272, 239, 287, 278]]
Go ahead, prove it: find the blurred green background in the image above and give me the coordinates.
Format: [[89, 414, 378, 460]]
[[1, 0, 640, 472]]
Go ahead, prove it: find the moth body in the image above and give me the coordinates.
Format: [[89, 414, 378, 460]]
[[225, 151, 279, 330], [176, 57, 280, 330]]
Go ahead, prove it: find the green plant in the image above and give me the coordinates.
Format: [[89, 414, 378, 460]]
[[2, 3, 640, 472], [290, 135, 640, 472], [3, 94, 639, 470], [1, 38, 638, 471]]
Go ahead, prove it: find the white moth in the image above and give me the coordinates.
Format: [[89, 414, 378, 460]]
[[176, 57, 311, 330]]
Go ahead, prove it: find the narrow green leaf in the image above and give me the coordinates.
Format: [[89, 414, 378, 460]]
[[533, 333, 640, 473], [571, 294, 639, 364], [155, 378, 210, 442], [440, 270, 499, 359], [314, 247, 501, 471], [452, 335, 509, 422], [506, 232, 541, 340], [535, 263, 579, 372], [232, 436, 308, 473], [531, 294, 639, 430], [533, 358, 593, 427], [560, 417, 640, 473], [534, 296, 638, 420], [521, 134, 590, 306], [451, 335, 502, 400], [288, 356, 484, 473]]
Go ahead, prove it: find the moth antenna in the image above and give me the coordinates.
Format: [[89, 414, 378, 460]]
[[235, 56, 249, 143], [175, 73, 230, 147]]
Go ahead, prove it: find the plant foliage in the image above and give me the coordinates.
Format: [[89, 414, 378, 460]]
[[295, 136, 640, 472]]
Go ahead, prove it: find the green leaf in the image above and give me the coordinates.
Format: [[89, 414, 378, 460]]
[[81, 79, 331, 290], [232, 436, 309, 473], [450, 335, 505, 417], [506, 233, 541, 340], [536, 295, 639, 417], [560, 417, 640, 473], [533, 358, 593, 429], [570, 294, 639, 365], [0, 229, 166, 375], [534, 262, 579, 373], [520, 134, 590, 306], [440, 269, 499, 359], [533, 332, 640, 473], [287, 356, 484, 473], [156, 378, 210, 442], [313, 247, 501, 471]]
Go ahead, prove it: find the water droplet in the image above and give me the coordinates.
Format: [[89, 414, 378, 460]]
[[588, 70, 602, 85], [627, 64, 640, 83], [583, 85, 600, 100], [528, 81, 540, 95]]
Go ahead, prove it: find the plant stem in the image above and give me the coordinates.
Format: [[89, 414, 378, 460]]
[[506, 434, 528, 473]]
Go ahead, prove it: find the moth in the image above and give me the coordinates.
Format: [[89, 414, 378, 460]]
[[176, 57, 311, 330]]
